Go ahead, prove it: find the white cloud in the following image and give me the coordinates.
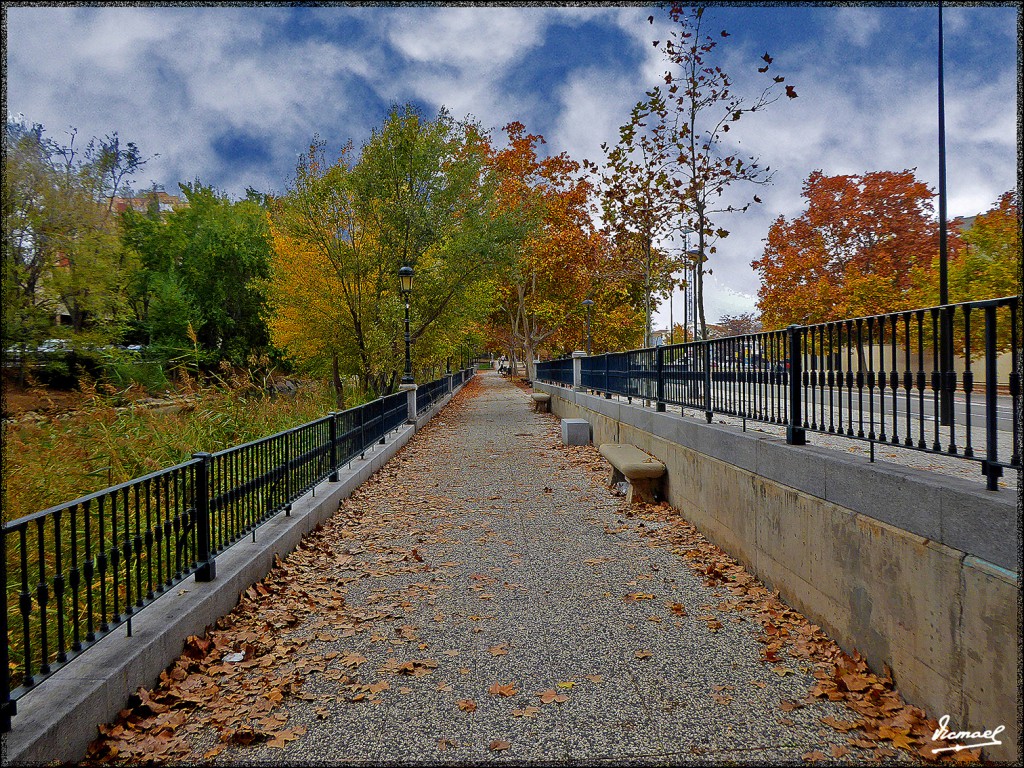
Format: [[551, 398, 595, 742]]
[[387, 7, 545, 68], [829, 7, 883, 48]]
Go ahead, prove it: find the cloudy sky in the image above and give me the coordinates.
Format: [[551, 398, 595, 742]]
[[4, 3, 1018, 328]]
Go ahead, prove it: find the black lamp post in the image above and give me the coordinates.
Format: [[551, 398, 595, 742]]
[[399, 264, 414, 385], [582, 299, 594, 356]]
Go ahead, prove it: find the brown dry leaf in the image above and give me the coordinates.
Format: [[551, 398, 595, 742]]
[[801, 750, 827, 762], [489, 740, 511, 752], [667, 602, 687, 615], [584, 674, 604, 684], [778, 717, 795, 727], [457, 699, 477, 712], [488, 682, 517, 697], [513, 706, 541, 718], [779, 700, 799, 712], [820, 715, 859, 732], [438, 738, 457, 750], [488, 644, 509, 656], [634, 650, 653, 659], [772, 665, 796, 677], [830, 745, 850, 759], [749, 680, 767, 689], [339, 651, 368, 668], [840, 673, 872, 692], [624, 592, 655, 602], [436, 682, 453, 692], [536, 689, 568, 705]]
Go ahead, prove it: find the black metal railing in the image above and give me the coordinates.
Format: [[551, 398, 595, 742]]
[[537, 297, 1019, 490], [1, 370, 472, 732], [416, 377, 448, 414], [542, 356, 574, 387]]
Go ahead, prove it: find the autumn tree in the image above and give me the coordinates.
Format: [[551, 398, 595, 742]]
[[752, 169, 938, 328], [588, 90, 683, 348], [270, 105, 517, 399], [714, 311, 762, 337], [655, 5, 797, 339], [487, 123, 617, 378], [916, 190, 1019, 305]]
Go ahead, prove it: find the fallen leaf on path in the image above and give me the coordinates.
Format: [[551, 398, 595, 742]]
[[536, 689, 568, 704], [512, 706, 540, 718], [489, 740, 511, 751], [801, 750, 827, 762], [457, 699, 477, 712], [488, 682, 517, 697], [488, 644, 508, 656], [634, 650, 652, 659]]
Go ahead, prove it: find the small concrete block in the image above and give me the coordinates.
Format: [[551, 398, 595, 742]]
[[561, 418, 591, 445]]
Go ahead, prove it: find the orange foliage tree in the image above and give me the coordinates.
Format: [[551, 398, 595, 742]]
[[752, 169, 940, 328], [487, 123, 642, 378]]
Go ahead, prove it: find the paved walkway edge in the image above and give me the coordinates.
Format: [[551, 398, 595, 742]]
[[3, 383, 468, 767]]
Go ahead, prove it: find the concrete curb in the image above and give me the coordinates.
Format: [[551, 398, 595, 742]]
[[2, 383, 466, 767]]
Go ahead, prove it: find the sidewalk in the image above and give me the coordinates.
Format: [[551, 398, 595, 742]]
[[82, 372, 943, 765]]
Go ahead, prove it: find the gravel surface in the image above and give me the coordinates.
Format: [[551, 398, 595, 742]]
[[131, 371, 941, 766]]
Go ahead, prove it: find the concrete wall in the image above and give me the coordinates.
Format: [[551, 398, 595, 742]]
[[537, 382, 1020, 763], [4, 382, 467, 767]]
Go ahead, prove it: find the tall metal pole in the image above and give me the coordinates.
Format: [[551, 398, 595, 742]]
[[938, 1, 953, 425], [669, 285, 674, 345], [401, 294, 413, 385]]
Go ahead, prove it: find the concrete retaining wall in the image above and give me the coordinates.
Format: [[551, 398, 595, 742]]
[[4, 383, 467, 766], [537, 382, 1020, 763]]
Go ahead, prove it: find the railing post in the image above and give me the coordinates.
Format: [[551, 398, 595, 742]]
[[656, 346, 666, 412], [603, 354, 611, 398], [982, 305, 1002, 491], [786, 324, 806, 445], [191, 453, 216, 582], [572, 350, 586, 391], [445, 372, 454, 395], [1, 526, 12, 732], [401, 383, 418, 424], [702, 342, 712, 423], [328, 412, 339, 482]]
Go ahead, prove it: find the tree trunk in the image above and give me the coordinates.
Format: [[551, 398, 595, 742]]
[[331, 352, 345, 410], [523, 340, 536, 382]]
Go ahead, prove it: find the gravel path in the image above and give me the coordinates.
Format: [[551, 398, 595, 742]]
[[94, 371, 940, 765]]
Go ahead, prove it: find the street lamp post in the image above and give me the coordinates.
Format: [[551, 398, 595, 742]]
[[399, 264, 414, 385], [582, 299, 594, 356], [686, 248, 701, 342], [679, 227, 694, 344]]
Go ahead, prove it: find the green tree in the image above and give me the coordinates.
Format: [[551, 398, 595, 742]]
[[270, 105, 518, 398], [121, 182, 274, 365]]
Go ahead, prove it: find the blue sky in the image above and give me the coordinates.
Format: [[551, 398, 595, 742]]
[[4, 3, 1018, 327]]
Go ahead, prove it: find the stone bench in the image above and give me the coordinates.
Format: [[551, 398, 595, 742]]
[[598, 444, 666, 505], [530, 392, 551, 413]]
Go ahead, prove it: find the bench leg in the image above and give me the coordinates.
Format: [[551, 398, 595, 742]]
[[626, 478, 660, 505], [607, 467, 625, 488]]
